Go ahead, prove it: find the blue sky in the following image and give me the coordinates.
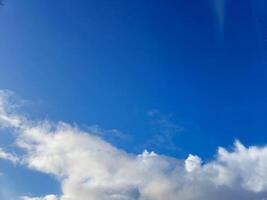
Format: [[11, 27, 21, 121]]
[[0, 0, 267, 199]]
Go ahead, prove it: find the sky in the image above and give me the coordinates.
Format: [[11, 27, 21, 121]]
[[0, 0, 267, 199]]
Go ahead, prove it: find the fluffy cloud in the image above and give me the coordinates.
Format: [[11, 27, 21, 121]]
[[1, 90, 267, 200]]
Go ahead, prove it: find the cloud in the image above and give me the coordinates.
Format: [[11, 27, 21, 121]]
[[20, 195, 58, 200], [144, 110, 184, 152], [0, 148, 19, 164], [184, 154, 202, 173], [1, 90, 267, 199], [212, 0, 228, 37], [0, 90, 25, 128]]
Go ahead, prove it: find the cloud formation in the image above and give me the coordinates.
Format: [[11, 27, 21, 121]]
[[21, 195, 58, 200], [212, 0, 228, 37], [0, 148, 19, 164], [1, 90, 267, 200]]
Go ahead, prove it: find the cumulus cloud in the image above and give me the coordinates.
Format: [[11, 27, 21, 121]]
[[184, 154, 202, 173], [1, 90, 267, 200]]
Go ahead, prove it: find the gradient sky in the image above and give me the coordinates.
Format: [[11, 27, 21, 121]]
[[0, 0, 267, 199]]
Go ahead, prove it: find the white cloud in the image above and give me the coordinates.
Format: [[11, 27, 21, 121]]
[[21, 195, 58, 200], [0, 90, 25, 128], [1, 90, 267, 199], [184, 154, 202, 173], [0, 148, 19, 164]]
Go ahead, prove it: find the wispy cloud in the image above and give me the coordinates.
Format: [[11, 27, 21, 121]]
[[85, 125, 131, 147], [0, 148, 19, 164], [20, 195, 58, 200], [1, 90, 267, 199], [144, 109, 185, 152], [212, 0, 228, 38]]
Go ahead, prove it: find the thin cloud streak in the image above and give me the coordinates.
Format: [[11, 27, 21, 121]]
[[212, 0, 228, 39]]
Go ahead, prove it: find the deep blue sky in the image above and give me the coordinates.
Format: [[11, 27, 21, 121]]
[[0, 0, 266, 159], [0, 0, 267, 198]]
